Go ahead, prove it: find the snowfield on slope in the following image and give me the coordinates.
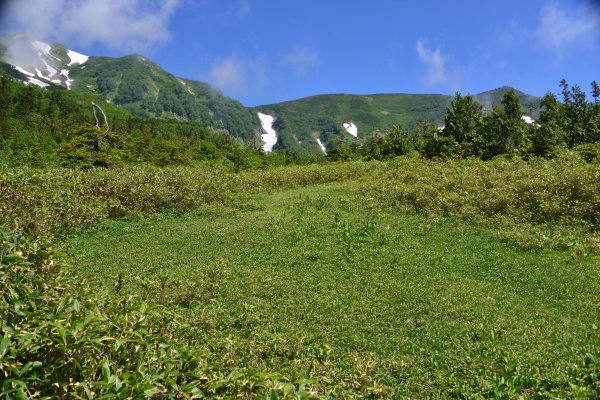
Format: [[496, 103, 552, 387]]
[[68, 50, 89, 66], [316, 138, 326, 153], [26, 77, 50, 88], [343, 122, 358, 137], [258, 113, 277, 152]]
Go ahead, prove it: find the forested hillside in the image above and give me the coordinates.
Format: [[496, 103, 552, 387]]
[[0, 34, 261, 142], [68, 55, 261, 142], [254, 87, 542, 153], [325, 81, 600, 162], [0, 75, 316, 169]]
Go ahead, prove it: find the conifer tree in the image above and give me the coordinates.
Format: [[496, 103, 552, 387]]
[[591, 81, 600, 104], [531, 92, 566, 157]]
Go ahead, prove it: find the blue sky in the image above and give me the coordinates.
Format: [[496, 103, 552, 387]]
[[2, 0, 600, 106]]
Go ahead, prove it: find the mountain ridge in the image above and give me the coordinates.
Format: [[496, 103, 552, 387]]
[[0, 34, 542, 154]]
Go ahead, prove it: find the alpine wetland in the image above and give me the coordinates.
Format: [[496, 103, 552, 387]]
[[1, 1, 599, 398]]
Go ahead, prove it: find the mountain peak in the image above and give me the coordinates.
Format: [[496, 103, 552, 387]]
[[0, 33, 89, 89]]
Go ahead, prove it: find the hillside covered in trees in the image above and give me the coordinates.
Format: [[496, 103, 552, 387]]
[[0, 74, 318, 169], [326, 80, 600, 162]]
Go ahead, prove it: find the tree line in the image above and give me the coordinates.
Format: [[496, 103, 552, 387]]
[[328, 80, 600, 162], [0, 74, 319, 169]]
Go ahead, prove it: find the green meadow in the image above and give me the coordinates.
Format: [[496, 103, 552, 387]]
[[3, 156, 598, 398]]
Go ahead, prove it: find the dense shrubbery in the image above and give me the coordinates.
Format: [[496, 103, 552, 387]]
[[1, 162, 383, 398], [361, 154, 600, 254], [1, 229, 327, 398], [0, 162, 377, 239], [1, 157, 599, 397]]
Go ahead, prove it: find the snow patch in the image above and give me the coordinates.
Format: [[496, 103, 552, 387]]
[[258, 113, 277, 152], [178, 79, 193, 95], [26, 77, 49, 88], [67, 49, 89, 65], [343, 122, 358, 137], [41, 58, 57, 76], [522, 115, 534, 125], [60, 69, 73, 89], [31, 40, 52, 56], [316, 138, 326, 153], [14, 66, 34, 77]]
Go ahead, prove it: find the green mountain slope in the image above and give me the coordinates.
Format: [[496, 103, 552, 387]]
[[0, 34, 261, 143], [68, 55, 260, 142], [473, 86, 541, 113], [254, 88, 541, 153], [1, 34, 543, 154]]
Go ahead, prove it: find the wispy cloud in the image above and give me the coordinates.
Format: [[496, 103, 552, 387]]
[[415, 39, 447, 86], [496, 1, 600, 59], [284, 46, 320, 75], [206, 56, 268, 96], [4, 0, 182, 53], [534, 1, 600, 55], [224, 0, 252, 19]]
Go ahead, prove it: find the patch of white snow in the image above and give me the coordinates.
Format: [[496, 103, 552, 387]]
[[67, 49, 89, 66], [343, 122, 358, 137], [60, 69, 73, 89], [522, 115, 534, 125], [41, 58, 57, 76], [14, 66, 34, 76], [178, 79, 194, 94], [316, 138, 326, 153], [31, 40, 52, 56], [258, 112, 277, 152], [26, 77, 50, 88]]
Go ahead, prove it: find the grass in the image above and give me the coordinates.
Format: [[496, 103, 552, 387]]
[[65, 182, 600, 398]]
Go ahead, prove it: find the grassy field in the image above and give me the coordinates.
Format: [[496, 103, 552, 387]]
[[2, 157, 598, 398], [65, 181, 600, 398]]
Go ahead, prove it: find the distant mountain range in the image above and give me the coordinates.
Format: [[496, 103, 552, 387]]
[[253, 89, 541, 153], [0, 34, 542, 154]]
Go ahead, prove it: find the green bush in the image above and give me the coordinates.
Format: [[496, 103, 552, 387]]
[[361, 154, 600, 253]]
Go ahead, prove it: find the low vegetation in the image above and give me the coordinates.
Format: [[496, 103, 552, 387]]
[[2, 156, 599, 398]]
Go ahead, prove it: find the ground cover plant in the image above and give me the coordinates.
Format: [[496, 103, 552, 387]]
[[65, 182, 599, 398], [2, 157, 599, 398]]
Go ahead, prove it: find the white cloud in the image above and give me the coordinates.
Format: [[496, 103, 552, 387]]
[[285, 46, 320, 75], [534, 1, 600, 55], [5, 0, 182, 53], [208, 57, 245, 90], [416, 39, 447, 86], [206, 56, 268, 96]]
